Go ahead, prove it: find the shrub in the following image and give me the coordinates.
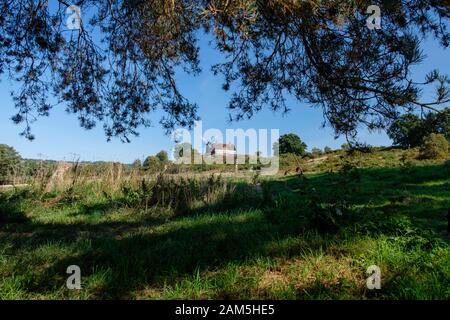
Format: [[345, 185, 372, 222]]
[[307, 197, 354, 234], [339, 160, 361, 183], [279, 153, 304, 171], [263, 194, 300, 225], [143, 155, 161, 172], [419, 133, 449, 159], [0, 144, 21, 185], [121, 185, 144, 207], [0, 189, 31, 223], [400, 150, 417, 176], [155, 150, 169, 163]]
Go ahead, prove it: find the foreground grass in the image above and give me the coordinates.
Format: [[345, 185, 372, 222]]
[[0, 163, 449, 300]]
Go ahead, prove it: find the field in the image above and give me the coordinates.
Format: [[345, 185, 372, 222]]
[[0, 149, 449, 300]]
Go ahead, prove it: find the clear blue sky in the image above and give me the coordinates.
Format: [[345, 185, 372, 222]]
[[0, 32, 448, 163]]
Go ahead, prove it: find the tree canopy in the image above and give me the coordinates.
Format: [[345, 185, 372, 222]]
[[387, 113, 425, 148], [387, 108, 450, 148], [143, 155, 161, 171], [278, 133, 307, 156], [155, 150, 169, 163], [1, 0, 449, 142], [0, 144, 21, 184]]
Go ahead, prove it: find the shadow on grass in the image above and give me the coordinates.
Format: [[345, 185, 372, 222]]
[[0, 188, 30, 224], [0, 163, 448, 299], [18, 213, 316, 298]]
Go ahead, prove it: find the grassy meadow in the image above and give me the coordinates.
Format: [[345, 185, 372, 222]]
[[0, 148, 449, 300]]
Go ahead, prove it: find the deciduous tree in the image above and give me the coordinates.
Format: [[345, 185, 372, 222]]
[[156, 150, 169, 163], [0, 144, 21, 184], [278, 133, 307, 156]]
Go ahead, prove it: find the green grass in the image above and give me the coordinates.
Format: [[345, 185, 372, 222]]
[[0, 162, 449, 300]]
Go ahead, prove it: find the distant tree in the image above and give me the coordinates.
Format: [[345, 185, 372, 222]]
[[143, 156, 161, 171], [302, 152, 313, 161], [324, 146, 333, 154], [388, 110, 450, 148], [387, 114, 426, 148], [22, 159, 39, 177], [155, 150, 169, 163], [132, 159, 142, 170], [419, 133, 449, 159], [0, 144, 21, 184], [341, 143, 351, 151], [422, 108, 450, 140], [311, 147, 323, 158], [278, 134, 307, 156]]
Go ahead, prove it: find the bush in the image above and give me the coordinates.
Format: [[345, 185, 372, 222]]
[[400, 150, 417, 176], [0, 144, 21, 185], [387, 110, 450, 148], [143, 155, 161, 172], [263, 194, 300, 225], [155, 150, 169, 163], [419, 133, 449, 159], [0, 190, 29, 223], [339, 160, 361, 183]]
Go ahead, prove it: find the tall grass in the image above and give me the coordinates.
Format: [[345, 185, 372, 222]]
[[1, 150, 449, 300]]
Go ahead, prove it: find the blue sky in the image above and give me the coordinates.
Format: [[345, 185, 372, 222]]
[[0, 30, 448, 163]]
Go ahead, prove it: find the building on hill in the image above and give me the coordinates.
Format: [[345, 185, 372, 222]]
[[206, 143, 237, 156]]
